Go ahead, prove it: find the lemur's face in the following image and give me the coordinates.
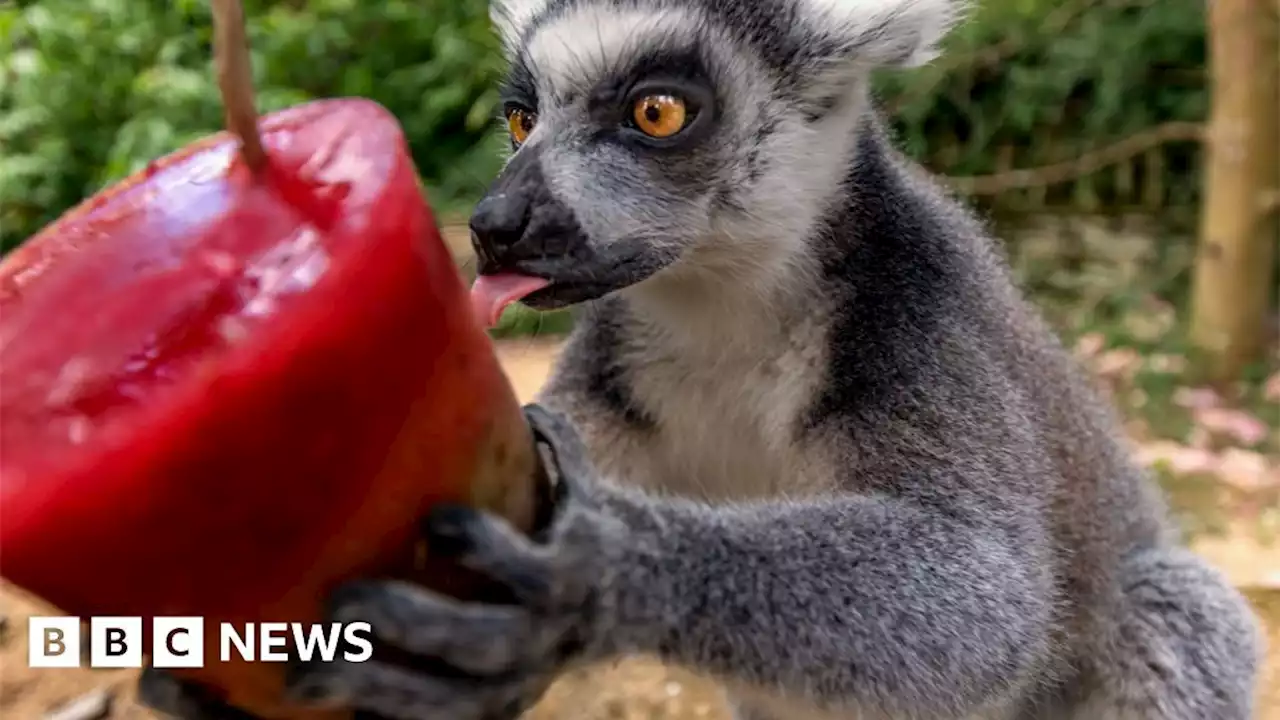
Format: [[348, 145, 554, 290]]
[[469, 0, 962, 321]]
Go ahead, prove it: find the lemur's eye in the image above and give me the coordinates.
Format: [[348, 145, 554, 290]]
[[506, 108, 537, 145], [631, 94, 687, 139]]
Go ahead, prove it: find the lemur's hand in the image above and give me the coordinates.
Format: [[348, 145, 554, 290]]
[[138, 404, 622, 720], [287, 404, 618, 719]]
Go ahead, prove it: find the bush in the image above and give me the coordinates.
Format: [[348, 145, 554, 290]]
[[0, 0, 507, 252], [874, 0, 1207, 215], [1, 0, 1210, 254]]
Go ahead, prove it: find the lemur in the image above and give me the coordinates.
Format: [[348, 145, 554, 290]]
[[139, 0, 1264, 718]]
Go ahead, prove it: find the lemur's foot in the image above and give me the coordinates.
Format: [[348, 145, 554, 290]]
[[137, 405, 622, 720]]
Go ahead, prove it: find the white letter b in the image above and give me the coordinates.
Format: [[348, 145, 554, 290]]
[[90, 617, 143, 668], [28, 617, 80, 668]]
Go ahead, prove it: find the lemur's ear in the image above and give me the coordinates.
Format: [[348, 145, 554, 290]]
[[797, 0, 968, 68]]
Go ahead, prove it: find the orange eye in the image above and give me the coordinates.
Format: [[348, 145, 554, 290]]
[[631, 94, 688, 139], [506, 108, 537, 145]]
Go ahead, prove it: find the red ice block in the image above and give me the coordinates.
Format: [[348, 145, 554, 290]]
[[0, 98, 542, 718]]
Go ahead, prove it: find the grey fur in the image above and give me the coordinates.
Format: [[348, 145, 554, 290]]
[[137, 0, 1264, 718]]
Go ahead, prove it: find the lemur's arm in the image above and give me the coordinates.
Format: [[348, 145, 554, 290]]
[[140, 405, 1055, 720], [587, 488, 1055, 715]]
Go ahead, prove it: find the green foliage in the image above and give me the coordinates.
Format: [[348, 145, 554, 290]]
[[1, 0, 1211, 255], [874, 0, 1207, 213], [0, 0, 506, 252], [490, 306, 576, 339]]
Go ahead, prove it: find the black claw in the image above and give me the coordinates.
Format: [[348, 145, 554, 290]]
[[423, 504, 483, 558]]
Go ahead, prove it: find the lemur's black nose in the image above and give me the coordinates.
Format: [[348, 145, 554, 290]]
[[469, 192, 530, 268]]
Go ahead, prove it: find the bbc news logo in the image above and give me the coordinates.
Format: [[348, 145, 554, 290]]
[[29, 617, 373, 669]]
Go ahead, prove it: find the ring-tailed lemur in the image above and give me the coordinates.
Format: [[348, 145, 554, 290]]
[[139, 0, 1264, 718]]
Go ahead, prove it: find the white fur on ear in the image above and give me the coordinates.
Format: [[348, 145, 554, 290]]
[[797, 0, 968, 67], [490, 0, 553, 49]]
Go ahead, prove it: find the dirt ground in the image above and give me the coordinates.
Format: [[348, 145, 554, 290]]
[[2, 338, 1277, 719]]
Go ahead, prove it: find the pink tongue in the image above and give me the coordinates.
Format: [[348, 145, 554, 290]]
[[469, 273, 552, 328]]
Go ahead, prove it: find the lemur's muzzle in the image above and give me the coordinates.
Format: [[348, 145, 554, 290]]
[[468, 147, 585, 273], [466, 143, 674, 327], [467, 146, 583, 327]]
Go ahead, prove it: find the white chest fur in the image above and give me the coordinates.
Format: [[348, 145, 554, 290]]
[[583, 309, 836, 503]]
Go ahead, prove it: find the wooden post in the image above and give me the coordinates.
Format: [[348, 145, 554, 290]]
[[210, 0, 266, 174], [1189, 0, 1279, 385]]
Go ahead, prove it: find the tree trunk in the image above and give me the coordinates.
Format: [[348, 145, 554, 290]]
[[1189, 0, 1279, 385]]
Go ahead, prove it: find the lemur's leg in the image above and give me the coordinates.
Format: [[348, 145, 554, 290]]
[[1072, 548, 1263, 720]]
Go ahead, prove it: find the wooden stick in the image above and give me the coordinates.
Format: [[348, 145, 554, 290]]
[[210, 0, 266, 174]]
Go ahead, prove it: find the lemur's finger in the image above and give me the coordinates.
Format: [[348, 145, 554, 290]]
[[327, 580, 531, 675], [136, 667, 260, 720], [522, 404, 595, 487], [423, 504, 556, 606]]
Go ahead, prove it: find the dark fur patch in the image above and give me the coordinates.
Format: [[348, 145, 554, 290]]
[[801, 116, 967, 430], [501, 53, 540, 110], [576, 299, 658, 432], [742, 115, 780, 183], [801, 89, 846, 123]]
